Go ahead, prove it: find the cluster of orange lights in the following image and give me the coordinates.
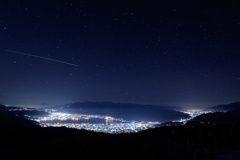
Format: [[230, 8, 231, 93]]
[[71, 118, 79, 120]]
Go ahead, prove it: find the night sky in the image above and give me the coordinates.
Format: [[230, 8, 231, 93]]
[[0, 0, 240, 109]]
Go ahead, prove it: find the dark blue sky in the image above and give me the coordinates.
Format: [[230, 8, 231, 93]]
[[0, 0, 240, 109]]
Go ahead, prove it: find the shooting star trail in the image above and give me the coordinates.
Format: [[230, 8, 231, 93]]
[[5, 50, 77, 66]]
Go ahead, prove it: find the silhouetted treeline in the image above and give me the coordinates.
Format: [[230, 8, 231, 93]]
[[1, 123, 240, 159]]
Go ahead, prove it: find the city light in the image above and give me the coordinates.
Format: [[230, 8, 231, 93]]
[[7, 107, 216, 134]]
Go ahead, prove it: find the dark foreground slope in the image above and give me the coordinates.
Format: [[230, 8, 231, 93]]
[[189, 109, 240, 124], [1, 124, 240, 160], [1, 107, 240, 160], [0, 110, 40, 127], [207, 102, 240, 111]]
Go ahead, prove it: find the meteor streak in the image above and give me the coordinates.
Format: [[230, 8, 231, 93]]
[[5, 50, 77, 66]]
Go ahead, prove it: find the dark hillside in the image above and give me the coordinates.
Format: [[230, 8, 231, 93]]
[[189, 110, 240, 124], [207, 102, 240, 111], [0, 110, 40, 127], [1, 124, 240, 160]]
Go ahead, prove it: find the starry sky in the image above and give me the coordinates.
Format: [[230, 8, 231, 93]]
[[0, 0, 240, 109]]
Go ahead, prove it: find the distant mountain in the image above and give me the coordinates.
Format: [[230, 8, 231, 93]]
[[50, 101, 190, 122], [63, 101, 181, 110], [206, 102, 240, 111]]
